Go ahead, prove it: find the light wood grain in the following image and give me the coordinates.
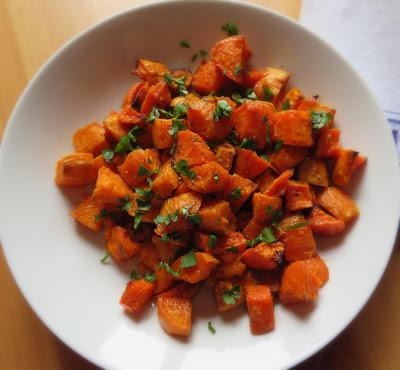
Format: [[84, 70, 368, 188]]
[[0, 1, 399, 370]]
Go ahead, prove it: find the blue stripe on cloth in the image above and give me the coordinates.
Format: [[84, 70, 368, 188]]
[[385, 111, 400, 157]]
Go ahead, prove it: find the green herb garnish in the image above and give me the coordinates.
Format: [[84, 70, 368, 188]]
[[144, 273, 156, 283], [101, 148, 114, 163], [95, 208, 109, 223], [199, 49, 207, 57], [239, 137, 257, 150], [164, 74, 188, 96], [221, 22, 238, 36], [180, 40, 191, 48], [154, 210, 180, 226], [168, 118, 186, 137], [208, 234, 218, 248], [247, 227, 276, 248], [284, 221, 310, 231], [213, 100, 232, 121], [147, 106, 160, 123], [130, 270, 140, 280], [222, 285, 241, 305], [208, 321, 216, 334], [234, 64, 242, 76], [311, 111, 333, 129], [191, 53, 198, 62], [173, 159, 196, 179], [281, 99, 291, 110], [100, 251, 110, 264], [158, 261, 180, 277], [180, 250, 197, 268], [273, 140, 283, 153], [213, 173, 220, 183], [226, 246, 240, 253], [263, 86, 274, 102], [231, 187, 242, 200]]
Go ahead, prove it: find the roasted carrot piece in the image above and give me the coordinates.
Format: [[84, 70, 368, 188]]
[[156, 296, 192, 336], [214, 143, 236, 171], [214, 279, 245, 312], [218, 174, 258, 212], [118, 106, 146, 127], [217, 231, 248, 263], [93, 153, 123, 172], [269, 146, 308, 173], [183, 161, 230, 193], [151, 160, 179, 199], [285, 181, 314, 211], [308, 207, 345, 236], [154, 267, 176, 294], [103, 111, 128, 141], [134, 59, 170, 84], [241, 68, 265, 88], [280, 87, 304, 110], [121, 81, 146, 109], [173, 182, 191, 196], [279, 214, 316, 261], [253, 67, 291, 104], [213, 259, 247, 279], [174, 130, 215, 167], [157, 282, 201, 299], [254, 169, 276, 194], [318, 187, 359, 224], [316, 128, 341, 158], [105, 224, 140, 262], [151, 235, 177, 262], [298, 157, 329, 187], [138, 241, 160, 271], [272, 110, 313, 147], [242, 217, 266, 240], [252, 193, 282, 223], [73, 123, 109, 155], [211, 36, 252, 83], [241, 242, 284, 270], [304, 255, 329, 288], [265, 169, 294, 196], [350, 154, 366, 175], [141, 81, 171, 115], [120, 279, 155, 314], [263, 270, 281, 295], [55, 153, 97, 187], [332, 148, 359, 186], [117, 148, 160, 188], [191, 61, 227, 95], [151, 118, 174, 149], [93, 166, 134, 204], [246, 285, 275, 334], [199, 199, 236, 233], [233, 100, 275, 149], [173, 252, 220, 283], [70, 195, 104, 231], [235, 148, 269, 179]]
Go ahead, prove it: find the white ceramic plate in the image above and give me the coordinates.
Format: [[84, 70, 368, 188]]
[[1, 1, 399, 369]]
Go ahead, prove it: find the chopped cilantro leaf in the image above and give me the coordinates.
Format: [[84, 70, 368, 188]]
[[158, 261, 180, 277], [154, 210, 180, 226], [228, 131, 240, 146], [226, 246, 240, 253], [213, 173, 220, 183], [263, 86, 274, 102], [130, 270, 140, 280], [138, 165, 151, 177], [246, 89, 257, 100], [208, 234, 218, 248], [231, 187, 242, 200], [101, 148, 114, 163], [144, 273, 156, 283], [284, 221, 310, 231], [222, 285, 241, 304], [191, 53, 198, 62], [199, 49, 207, 57], [311, 111, 333, 129], [239, 137, 257, 150], [180, 251, 197, 268], [100, 251, 110, 264], [95, 208, 108, 223], [187, 214, 201, 225], [168, 118, 186, 137], [208, 321, 216, 334], [135, 188, 153, 199], [247, 227, 276, 247], [164, 74, 188, 96], [213, 100, 232, 121], [173, 103, 188, 118], [147, 106, 160, 123], [234, 64, 242, 76], [133, 214, 143, 229], [221, 22, 239, 36], [180, 40, 191, 48], [273, 140, 283, 153], [173, 160, 196, 179], [281, 99, 291, 110]]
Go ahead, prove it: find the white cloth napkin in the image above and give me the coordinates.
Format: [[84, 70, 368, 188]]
[[300, 0, 400, 154]]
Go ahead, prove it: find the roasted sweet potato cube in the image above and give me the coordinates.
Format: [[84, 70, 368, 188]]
[[141, 81, 171, 115], [279, 214, 316, 261], [265, 169, 294, 196], [350, 154, 366, 175], [253, 67, 291, 104], [216, 231, 248, 263], [199, 199, 236, 233], [157, 282, 201, 299], [134, 59, 170, 84], [151, 119, 174, 149], [93, 153, 123, 173], [73, 123, 109, 155], [281, 87, 304, 110], [298, 157, 329, 187], [93, 166, 134, 204], [213, 259, 246, 279], [138, 241, 159, 271], [303, 255, 329, 288], [233, 100, 275, 149], [272, 110, 313, 147], [154, 267, 176, 294], [316, 128, 341, 158], [318, 187, 359, 224], [269, 146, 308, 173], [211, 36, 252, 83], [174, 130, 215, 167], [55, 153, 97, 187], [242, 217, 266, 240], [70, 195, 103, 231], [214, 279, 245, 312], [241, 68, 265, 88], [191, 61, 227, 95], [246, 285, 275, 334], [173, 252, 220, 283], [194, 231, 215, 254], [332, 149, 359, 186], [120, 279, 155, 314], [151, 235, 177, 262], [214, 143, 236, 171], [285, 181, 314, 211], [156, 296, 192, 336], [121, 81, 146, 109], [252, 193, 282, 223], [183, 161, 229, 194], [254, 169, 276, 194], [118, 148, 160, 188], [235, 148, 269, 179], [103, 111, 128, 141], [106, 224, 140, 262], [241, 242, 284, 270], [118, 106, 145, 127], [152, 160, 179, 199], [308, 207, 345, 236], [218, 174, 258, 212]]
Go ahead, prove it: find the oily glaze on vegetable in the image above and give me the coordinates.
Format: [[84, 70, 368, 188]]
[[55, 33, 366, 337]]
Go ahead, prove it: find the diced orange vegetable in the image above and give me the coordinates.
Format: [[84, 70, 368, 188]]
[[103, 111, 128, 141], [254, 169, 276, 194], [199, 199, 236, 233], [242, 217, 265, 240], [93, 153, 123, 172], [350, 154, 366, 175], [264, 270, 281, 294], [253, 67, 291, 104], [235, 148, 269, 179], [218, 174, 258, 212], [298, 157, 329, 187], [265, 169, 294, 196], [174, 130, 215, 167], [241, 68, 265, 88], [308, 207, 345, 236], [285, 181, 314, 211], [214, 143, 236, 171], [118, 148, 160, 188], [211, 36, 252, 83], [93, 166, 134, 204], [120, 279, 155, 314], [55, 153, 97, 187], [281, 87, 304, 110], [191, 61, 227, 95], [70, 195, 103, 231], [134, 59, 170, 84], [106, 224, 140, 262], [184, 161, 229, 193], [157, 282, 201, 299], [214, 279, 245, 312], [233, 100, 275, 149], [246, 285, 275, 334], [151, 235, 177, 262], [252, 193, 282, 223], [332, 149, 359, 186], [151, 119, 174, 149], [157, 296, 191, 336], [279, 214, 316, 261], [318, 187, 359, 224], [174, 182, 191, 196], [272, 110, 313, 147], [217, 231, 248, 263], [73, 123, 109, 155], [154, 267, 176, 294], [141, 81, 171, 114], [213, 259, 247, 279], [269, 146, 308, 173], [138, 241, 159, 271], [241, 242, 284, 270], [121, 81, 146, 109], [316, 128, 341, 158], [173, 252, 220, 283], [152, 160, 179, 199], [302, 255, 329, 288], [118, 106, 145, 127]]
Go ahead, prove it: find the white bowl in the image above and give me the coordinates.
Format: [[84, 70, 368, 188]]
[[1, 1, 399, 369]]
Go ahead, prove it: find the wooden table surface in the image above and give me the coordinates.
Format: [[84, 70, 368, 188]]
[[1, 1, 399, 369]]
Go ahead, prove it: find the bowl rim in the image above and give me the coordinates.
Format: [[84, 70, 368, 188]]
[[1, 0, 399, 369]]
